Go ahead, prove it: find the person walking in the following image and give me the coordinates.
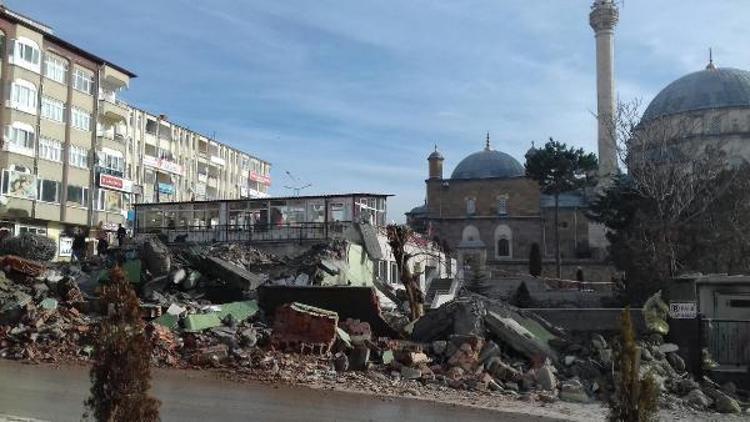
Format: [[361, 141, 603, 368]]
[[116, 224, 127, 247], [96, 227, 109, 258], [72, 228, 87, 263]]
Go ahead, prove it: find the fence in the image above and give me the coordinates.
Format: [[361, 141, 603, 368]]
[[136, 222, 354, 244], [703, 319, 750, 366]]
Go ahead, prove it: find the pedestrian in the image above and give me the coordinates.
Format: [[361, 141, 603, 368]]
[[72, 228, 87, 263], [96, 228, 109, 257], [116, 223, 127, 247]]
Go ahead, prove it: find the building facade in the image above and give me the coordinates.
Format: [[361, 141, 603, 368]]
[[406, 139, 610, 282], [125, 107, 271, 205], [0, 6, 270, 258]]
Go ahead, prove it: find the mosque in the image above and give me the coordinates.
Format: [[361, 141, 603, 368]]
[[406, 0, 750, 281]]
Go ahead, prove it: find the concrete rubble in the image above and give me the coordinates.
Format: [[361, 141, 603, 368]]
[[0, 237, 746, 417]]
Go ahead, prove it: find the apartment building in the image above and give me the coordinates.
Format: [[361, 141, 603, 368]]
[[125, 108, 271, 205], [0, 7, 271, 258]]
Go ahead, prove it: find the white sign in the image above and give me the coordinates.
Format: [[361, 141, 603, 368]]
[[210, 155, 226, 166], [143, 155, 183, 175], [669, 301, 697, 319], [58, 236, 73, 257], [99, 173, 133, 193]]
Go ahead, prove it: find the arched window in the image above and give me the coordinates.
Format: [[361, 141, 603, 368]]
[[462, 225, 480, 242], [10, 79, 38, 115], [494, 224, 512, 259], [9, 37, 41, 73]]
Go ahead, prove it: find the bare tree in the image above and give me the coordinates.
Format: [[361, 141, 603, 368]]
[[606, 99, 731, 277], [386, 224, 425, 321]]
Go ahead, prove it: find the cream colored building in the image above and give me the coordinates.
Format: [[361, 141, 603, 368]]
[[124, 107, 271, 205], [0, 7, 270, 258]]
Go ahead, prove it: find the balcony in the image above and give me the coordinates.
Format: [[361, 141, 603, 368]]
[[101, 65, 130, 89], [99, 98, 129, 123]]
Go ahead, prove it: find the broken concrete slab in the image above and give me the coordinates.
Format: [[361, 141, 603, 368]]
[[214, 300, 259, 323], [205, 257, 265, 290], [184, 313, 223, 332], [142, 237, 172, 276], [484, 310, 558, 363], [152, 313, 180, 330], [39, 298, 58, 311]]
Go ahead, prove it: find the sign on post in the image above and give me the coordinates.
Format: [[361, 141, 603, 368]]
[[669, 301, 697, 319]]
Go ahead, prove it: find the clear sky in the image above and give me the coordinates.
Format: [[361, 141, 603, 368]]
[[9, 0, 750, 221]]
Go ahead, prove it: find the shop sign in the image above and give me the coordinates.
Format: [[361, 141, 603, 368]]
[[58, 236, 73, 257], [210, 155, 226, 166], [99, 174, 133, 193], [249, 171, 271, 185], [246, 188, 268, 198], [194, 183, 206, 196], [669, 301, 697, 319], [143, 155, 183, 175], [158, 182, 175, 195]]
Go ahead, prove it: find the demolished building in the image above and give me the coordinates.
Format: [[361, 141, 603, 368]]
[[133, 193, 457, 306]]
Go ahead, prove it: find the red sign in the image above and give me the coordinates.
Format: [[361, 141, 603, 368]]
[[249, 171, 271, 185], [99, 174, 133, 193]]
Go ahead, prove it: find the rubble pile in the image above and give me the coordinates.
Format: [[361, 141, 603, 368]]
[[0, 267, 95, 362], [0, 238, 747, 418]]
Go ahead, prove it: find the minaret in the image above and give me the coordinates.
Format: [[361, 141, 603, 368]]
[[427, 144, 444, 179], [589, 0, 619, 181]]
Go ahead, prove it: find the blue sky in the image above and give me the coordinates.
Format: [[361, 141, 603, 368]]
[[10, 1, 750, 221]]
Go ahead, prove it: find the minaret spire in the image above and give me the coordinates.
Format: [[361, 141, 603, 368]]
[[485, 132, 491, 150], [706, 47, 716, 70], [590, 0, 619, 184]]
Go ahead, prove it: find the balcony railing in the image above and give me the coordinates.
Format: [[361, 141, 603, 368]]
[[136, 222, 353, 244]]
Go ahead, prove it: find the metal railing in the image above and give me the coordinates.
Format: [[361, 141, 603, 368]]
[[137, 221, 354, 244]]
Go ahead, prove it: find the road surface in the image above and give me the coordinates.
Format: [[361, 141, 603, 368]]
[[0, 360, 564, 422]]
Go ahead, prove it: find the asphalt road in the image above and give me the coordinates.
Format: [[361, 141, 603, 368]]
[[0, 360, 563, 422]]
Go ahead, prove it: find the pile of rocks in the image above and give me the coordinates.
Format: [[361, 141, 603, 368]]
[[0, 266, 95, 362]]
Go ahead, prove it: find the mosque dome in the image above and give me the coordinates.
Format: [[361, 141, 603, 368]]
[[450, 138, 524, 180], [643, 67, 750, 121]]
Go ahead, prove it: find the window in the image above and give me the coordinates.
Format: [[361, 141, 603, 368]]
[[72, 67, 93, 94], [98, 149, 125, 176], [36, 178, 60, 203], [18, 225, 46, 235], [71, 107, 91, 131], [9, 80, 38, 114], [66, 185, 89, 207], [497, 195, 508, 215], [9, 37, 41, 73], [38, 137, 62, 162], [44, 53, 68, 84], [494, 224, 512, 259], [466, 198, 476, 215], [41, 96, 65, 122], [69, 145, 88, 168], [4, 123, 35, 156], [390, 262, 399, 284], [96, 189, 122, 213], [496, 238, 510, 257], [709, 116, 721, 134]]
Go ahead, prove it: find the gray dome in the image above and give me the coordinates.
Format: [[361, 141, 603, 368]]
[[643, 67, 750, 121], [428, 150, 444, 160], [450, 148, 524, 180]]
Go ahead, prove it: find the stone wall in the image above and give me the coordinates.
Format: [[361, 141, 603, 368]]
[[529, 308, 645, 333], [486, 261, 616, 283]]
